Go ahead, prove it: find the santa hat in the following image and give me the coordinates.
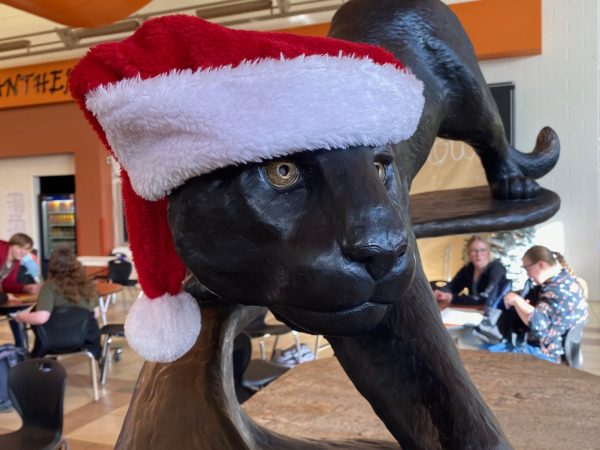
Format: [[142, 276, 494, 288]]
[[69, 15, 424, 363]]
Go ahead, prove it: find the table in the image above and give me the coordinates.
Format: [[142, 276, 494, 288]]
[[78, 255, 138, 280], [437, 302, 484, 344], [78, 256, 117, 267], [1, 282, 123, 327], [243, 351, 600, 449], [0, 293, 38, 349]]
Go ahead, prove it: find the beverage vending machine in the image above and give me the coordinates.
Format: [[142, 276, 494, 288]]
[[39, 194, 77, 263]]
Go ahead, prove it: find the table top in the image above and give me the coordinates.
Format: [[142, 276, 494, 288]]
[[244, 351, 600, 450], [96, 281, 123, 296], [0, 282, 122, 309], [78, 255, 138, 281], [77, 256, 116, 266], [0, 292, 37, 310], [438, 301, 484, 327]]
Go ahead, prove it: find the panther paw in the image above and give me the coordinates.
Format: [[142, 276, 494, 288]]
[[490, 176, 540, 200]]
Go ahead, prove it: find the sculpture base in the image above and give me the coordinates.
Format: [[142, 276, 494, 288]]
[[410, 186, 560, 238], [244, 350, 600, 450]]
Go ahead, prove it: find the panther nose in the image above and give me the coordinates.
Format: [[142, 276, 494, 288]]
[[343, 240, 407, 280]]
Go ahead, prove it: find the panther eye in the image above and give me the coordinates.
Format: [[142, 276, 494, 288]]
[[374, 161, 387, 182], [263, 161, 300, 189]]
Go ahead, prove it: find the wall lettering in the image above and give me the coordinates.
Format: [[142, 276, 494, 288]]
[[0, 59, 77, 109]]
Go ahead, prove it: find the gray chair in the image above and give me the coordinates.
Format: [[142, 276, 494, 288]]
[[563, 321, 585, 369], [99, 323, 125, 385], [32, 306, 101, 401], [244, 310, 300, 361], [233, 333, 289, 402], [0, 359, 69, 450]]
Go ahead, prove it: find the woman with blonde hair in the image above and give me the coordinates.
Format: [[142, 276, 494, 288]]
[[498, 245, 589, 363], [434, 235, 508, 308], [15, 247, 101, 359]]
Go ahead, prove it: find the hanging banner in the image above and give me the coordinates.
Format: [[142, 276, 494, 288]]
[[0, 59, 78, 109]]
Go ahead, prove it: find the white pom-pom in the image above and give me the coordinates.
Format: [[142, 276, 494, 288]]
[[124, 291, 201, 363]]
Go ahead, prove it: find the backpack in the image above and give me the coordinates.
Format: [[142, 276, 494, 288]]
[[0, 343, 28, 402]]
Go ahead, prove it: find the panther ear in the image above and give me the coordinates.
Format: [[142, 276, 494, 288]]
[[69, 14, 424, 363]]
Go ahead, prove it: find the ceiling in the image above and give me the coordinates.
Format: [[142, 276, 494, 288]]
[[0, 0, 473, 69], [0, 0, 344, 68]]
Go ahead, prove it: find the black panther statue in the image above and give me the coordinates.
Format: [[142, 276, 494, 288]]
[[72, 1, 562, 449], [330, 0, 558, 201]]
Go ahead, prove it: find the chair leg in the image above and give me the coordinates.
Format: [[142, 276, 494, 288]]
[[86, 352, 100, 401], [98, 296, 108, 326], [314, 335, 332, 360], [292, 330, 301, 357], [314, 335, 321, 360], [56, 438, 70, 450], [258, 339, 266, 360], [100, 335, 113, 385], [270, 334, 280, 361]]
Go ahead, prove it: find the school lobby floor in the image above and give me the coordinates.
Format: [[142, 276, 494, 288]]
[[0, 292, 599, 449]]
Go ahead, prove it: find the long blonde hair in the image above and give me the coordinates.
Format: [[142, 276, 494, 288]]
[[466, 235, 490, 252]]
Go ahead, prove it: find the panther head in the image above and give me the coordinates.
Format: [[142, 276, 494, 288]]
[[169, 144, 416, 336]]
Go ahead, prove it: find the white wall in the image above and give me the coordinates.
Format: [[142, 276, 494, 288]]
[[478, 0, 600, 299], [0, 154, 74, 250]]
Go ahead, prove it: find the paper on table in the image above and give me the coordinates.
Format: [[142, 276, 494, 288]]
[[440, 307, 483, 326]]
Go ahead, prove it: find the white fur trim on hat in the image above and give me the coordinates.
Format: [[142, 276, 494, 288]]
[[85, 54, 424, 201], [124, 291, 201, 363]]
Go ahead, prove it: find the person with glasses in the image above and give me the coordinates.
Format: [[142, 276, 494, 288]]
[[493, 245, 589, 363], [433, 235, 508, 308]]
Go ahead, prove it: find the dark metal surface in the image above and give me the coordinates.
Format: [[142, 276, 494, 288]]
[[329, 0, 560, 201]]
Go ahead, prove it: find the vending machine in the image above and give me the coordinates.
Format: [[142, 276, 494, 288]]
[[39, 194, 77, 262]]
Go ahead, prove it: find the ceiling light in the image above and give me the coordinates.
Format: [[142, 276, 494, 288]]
[[0, 39, 30, 52], [196, 0, 272, 19], [74, 20, 140, 40]]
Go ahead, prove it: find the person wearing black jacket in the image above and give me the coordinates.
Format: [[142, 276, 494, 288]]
[[434, 236, 508, 307]]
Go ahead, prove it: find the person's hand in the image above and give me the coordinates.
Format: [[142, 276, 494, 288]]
[[7, 293, 17, 302], [434, 290, 452, 304], [12, 312, 24, 323], [503, 292, 520, 308], [22, 284, 39, 295]]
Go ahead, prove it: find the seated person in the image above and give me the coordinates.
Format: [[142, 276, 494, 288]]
[[0, 233, 42, 347], [19, 251, 41, 283], [433, 235, 507, 308], [15, 247, 101, 359], [493, 245, 589, 363]]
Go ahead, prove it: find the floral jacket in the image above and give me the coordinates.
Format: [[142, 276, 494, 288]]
[[529, 269, 588, 362]]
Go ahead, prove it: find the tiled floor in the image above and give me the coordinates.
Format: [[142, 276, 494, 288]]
[[0, 292, 598, 449]]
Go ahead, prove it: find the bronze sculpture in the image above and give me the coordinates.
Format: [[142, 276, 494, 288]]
[[71, 1, 560, 448]]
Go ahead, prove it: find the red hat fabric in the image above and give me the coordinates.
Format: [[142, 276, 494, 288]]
[[69, 14, 424, 363]]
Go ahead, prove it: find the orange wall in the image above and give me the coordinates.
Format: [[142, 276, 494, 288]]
[[452, 0, 541, 59], [0, 102, 114, 256], [275, 0, 541, 60], [0, 0, 540, 256]]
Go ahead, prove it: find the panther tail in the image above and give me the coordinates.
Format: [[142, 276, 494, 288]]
[[508, 127, 560, 179]]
